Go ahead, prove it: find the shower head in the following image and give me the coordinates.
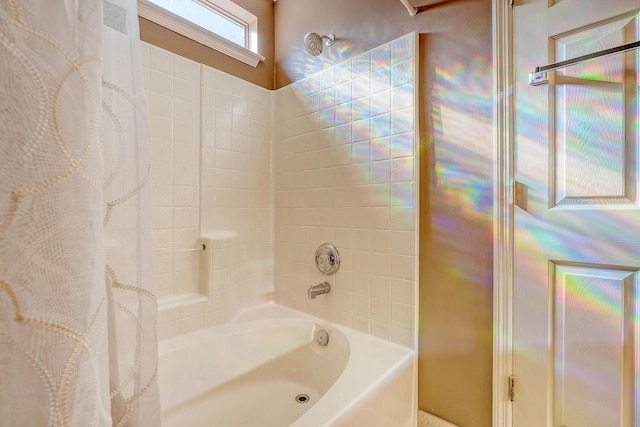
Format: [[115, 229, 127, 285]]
[[304, 32, 335, 56]]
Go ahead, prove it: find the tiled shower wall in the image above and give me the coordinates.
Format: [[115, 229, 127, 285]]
[[141, 41, 201, 301], [142, 33, 417, 348], [141, 42, 273, 340], [199, 66, 273, 324], [273, 33, 418, 348]]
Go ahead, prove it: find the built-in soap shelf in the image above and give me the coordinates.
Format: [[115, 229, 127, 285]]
[[200, 231, 238, 241], [157, 232, 238, 312], [158, 292, 209, 311]]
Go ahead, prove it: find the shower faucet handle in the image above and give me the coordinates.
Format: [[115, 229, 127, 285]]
[[315, 243, 340, 275]]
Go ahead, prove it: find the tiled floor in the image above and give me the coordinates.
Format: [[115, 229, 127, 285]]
[[417, 410, 458, 427]]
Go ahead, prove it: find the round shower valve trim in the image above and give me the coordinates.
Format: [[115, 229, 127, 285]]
[[315, 243, 340, 275]]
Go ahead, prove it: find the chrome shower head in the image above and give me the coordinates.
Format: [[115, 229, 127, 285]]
[[304, 32, 335, 56]]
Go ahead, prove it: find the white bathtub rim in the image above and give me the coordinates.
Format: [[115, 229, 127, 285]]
[[159, 302, 415, 427], [158, 316, 316, 356], [158, 315, 341, 413], [232, 302, 416, 427]]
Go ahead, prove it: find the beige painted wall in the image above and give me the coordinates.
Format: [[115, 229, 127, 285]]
[[275, 1, 493, 426], [139, 0, 275, 89]]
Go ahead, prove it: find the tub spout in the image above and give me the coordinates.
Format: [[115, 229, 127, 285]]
[[308, 282, 331, 299]]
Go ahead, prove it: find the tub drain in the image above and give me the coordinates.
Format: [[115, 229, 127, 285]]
[[295, 394, 310, 404]]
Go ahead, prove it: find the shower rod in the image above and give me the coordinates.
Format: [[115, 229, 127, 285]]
[[399, 0, 418, 15], [529, 40, 640, 86]]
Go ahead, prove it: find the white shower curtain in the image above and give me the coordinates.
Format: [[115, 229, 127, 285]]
[[0, 1, 160, 425]]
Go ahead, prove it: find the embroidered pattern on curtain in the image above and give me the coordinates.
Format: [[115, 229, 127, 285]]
[[0, 0, 160, 425]]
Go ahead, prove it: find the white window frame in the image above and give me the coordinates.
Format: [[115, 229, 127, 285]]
[[137, 0, 265, 67]]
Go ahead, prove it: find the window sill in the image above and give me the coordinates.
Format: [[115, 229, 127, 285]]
[[137, 0, 265, 68]]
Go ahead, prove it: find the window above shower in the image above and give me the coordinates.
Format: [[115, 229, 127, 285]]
[[137, 0, 265, 67]]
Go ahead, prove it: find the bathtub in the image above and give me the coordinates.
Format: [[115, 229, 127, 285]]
[[158, 303, 416, 427]]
